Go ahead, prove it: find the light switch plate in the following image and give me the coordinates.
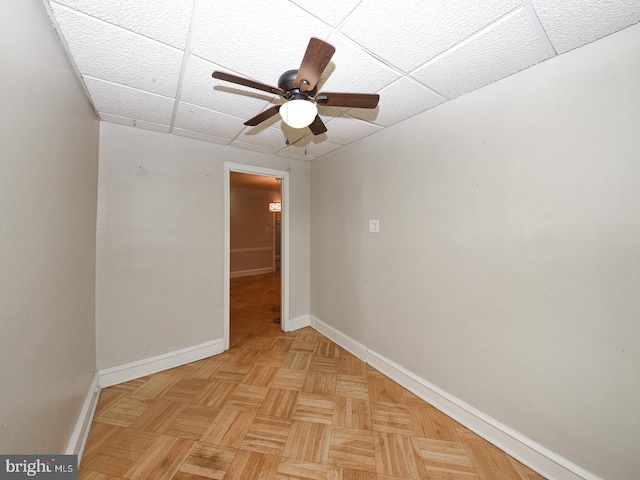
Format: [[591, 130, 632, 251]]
[[369, 219, 380, 233]]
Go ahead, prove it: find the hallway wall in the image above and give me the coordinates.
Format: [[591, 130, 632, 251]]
[[311, 22, 640, 480], [0, 0, 99, 453]]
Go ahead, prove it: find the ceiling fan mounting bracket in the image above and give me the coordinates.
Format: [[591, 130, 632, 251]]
[[278, 69, 317, 99]]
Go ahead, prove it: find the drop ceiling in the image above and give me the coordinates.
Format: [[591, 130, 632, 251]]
[[43, 0, 640, 160]]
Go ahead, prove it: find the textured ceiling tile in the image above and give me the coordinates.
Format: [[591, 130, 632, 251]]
[[230, 141, 279, 155], [236, 126, 292, 151], [84, 76, 175, 125], [50, 3, 183, 97], [51, 0, 195, 48], [279, 135, 343, 159], [290, 0, 364, 27], [347, 76, 445, 126], [180, 56, 276, 118], [99, 113, 171, 133], [190, 0, 333, 86], [532, 0, 640, 54], [173, 128, 232, 145], [239, 118, 311, 147], [174, 102, 246, 139], [322, 117, 383, 145], [340, 0, 520, 71], [316, 32, 400, 93], [412, 8, 551, 99]]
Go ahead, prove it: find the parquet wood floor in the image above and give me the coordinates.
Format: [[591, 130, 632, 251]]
[[80, 272, 546, 479]]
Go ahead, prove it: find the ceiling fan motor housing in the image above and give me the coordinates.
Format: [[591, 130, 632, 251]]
[[278, 69, 317, 100]]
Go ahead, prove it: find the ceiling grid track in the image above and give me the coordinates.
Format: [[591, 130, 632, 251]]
[[168, 0, 201, 134], [523, 2, 558, 57]]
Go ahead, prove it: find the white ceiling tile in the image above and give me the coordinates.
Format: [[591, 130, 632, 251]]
[[322, 117, 383, 145], [281, 124, 315, 145], [317, 105, 350, 120], [347, 76, 445, 127], [99, 113, 171, 133], [532, 0, 640, 54], [289, 0, 364, 27], [341, 0, 520, 71], [50, 3, 183, 97], [316, 32, 400, 93], [276, 148, 316, 161], [237, 116, 313, 147], [412, 8, 551, 99], [84, 76, 175, 125], [180, 56, 276, 118], [173, 128, 232, 145], [174, 102, 246, 139], [279, 135, 343, 160], [51, 0, 195, 48], [236, 126, 291, 151], [190, 0, 333, 86], [230, 141, 279, 155]]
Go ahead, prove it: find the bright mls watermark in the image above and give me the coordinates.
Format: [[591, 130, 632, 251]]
[[0, 456, 77, 479]]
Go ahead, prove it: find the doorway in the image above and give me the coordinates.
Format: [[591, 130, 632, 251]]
[[223, 163, 290, 351]]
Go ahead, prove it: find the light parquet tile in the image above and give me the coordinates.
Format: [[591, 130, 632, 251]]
[[271, 368, 307, 391], [129, 399, 187, 433], [79, 273, 547, 480], [328, 426, 377, 472], [259, 388, 300, 419], [199, 408, 255, 447], [175, 443, 236, 480], [371, 401, 415, 436], [241, 414, 293, 455], [195, 381, 236, 408], [243, 364, 279, 387], [373, 432, 428, 479], [161, 404, 220, 440], [93, 395, 153, 428], [303, 370, 337, 395], [415, 437, 476, 476], [293, 393, 335, 424], [224, 384, 269, 412], [161, 378, 212, 403], [132, 374, 180, 398], [333, 396, 372, 430], [277, 458, 327, 480], [282, 351, 312, 371], [282, 420, 331, 464]]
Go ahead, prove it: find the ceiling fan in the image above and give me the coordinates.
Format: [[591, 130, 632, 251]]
[[212, 38, 379, 136]]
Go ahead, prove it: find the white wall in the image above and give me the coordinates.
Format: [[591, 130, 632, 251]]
[[0, 0, 99, 453], [96, 123, 310, 369], [311, 23, 640, 480]]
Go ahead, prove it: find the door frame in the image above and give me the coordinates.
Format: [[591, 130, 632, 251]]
[[223, 162, 290, 350]]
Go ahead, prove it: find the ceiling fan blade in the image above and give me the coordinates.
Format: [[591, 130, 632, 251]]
[[244, 105, 281, 126], [295, 38, 335, 92], [213, 71, 284, 96], [315, 92, 379, 109], [308, 115, 327, 135]]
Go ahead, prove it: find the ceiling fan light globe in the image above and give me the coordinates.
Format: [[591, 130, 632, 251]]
[[279, 99, 317, 129]]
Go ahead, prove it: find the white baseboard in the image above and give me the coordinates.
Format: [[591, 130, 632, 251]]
[[230, 267, 274, 278], [66, 372, 100, 462], [98, 338, 225, 388], [310, 315, 600, 480], [285, 314, 311, 332]]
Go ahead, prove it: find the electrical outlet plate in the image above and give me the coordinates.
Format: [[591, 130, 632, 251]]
[[369, 219, 380, 233]]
